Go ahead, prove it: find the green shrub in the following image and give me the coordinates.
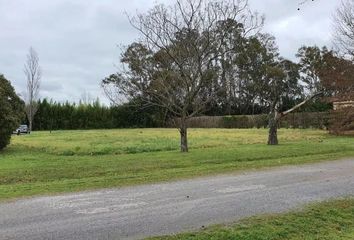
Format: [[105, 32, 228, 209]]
[[0, 75, 24, 151]]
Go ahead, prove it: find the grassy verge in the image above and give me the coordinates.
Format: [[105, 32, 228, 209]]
[[0, 129, 353, 201], [148, 199, 354, 240]]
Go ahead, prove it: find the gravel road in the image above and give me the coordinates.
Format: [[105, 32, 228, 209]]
[[1, 159, 353, 240]]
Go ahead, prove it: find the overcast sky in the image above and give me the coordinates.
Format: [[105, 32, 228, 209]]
[[0, 0, 340, 104]]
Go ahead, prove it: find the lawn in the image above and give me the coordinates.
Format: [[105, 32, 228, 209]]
[[0, 128, 353, 200], [148, 198, 354, 240]]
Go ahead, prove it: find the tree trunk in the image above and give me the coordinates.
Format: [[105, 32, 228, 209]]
[[266, 92, 323, 145], [179, 118, 188, 153], [29, 120, 32, 134], [27, 103, 33, 133], [268, 108, 279, 145]]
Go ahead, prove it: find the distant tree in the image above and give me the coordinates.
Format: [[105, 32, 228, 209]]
[[0, 75, 25, 151], [80, 91, 95, 105], [24, 47, 41, 132], [296, 46, 328, 94], [235, 34, 279, 115], [330, 0, 354, 100], [103, 0, 263, 152], [317, 52, 354, 134], [318, 51, 354, 101]]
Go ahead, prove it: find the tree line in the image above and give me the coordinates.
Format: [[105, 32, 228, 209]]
[[26, 95, 330, 132], [30, 98, 164, 131], [102, 0, 350, 151]]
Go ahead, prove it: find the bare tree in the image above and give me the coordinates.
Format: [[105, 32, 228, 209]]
[[333, 0, 354, 57], [103, 0, 263, 152], [24, 47, 41, 132], [101, 79, 126, 106], [80, 90, 95, 105]]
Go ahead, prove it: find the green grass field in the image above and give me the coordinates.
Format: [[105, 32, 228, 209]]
[[148, 199, 354, 240], [0, 128, 353, 201]]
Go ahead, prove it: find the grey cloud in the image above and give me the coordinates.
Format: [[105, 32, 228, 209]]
[[0, 0, 342, 104], [41, 80, 63, 92], [250, 0, 339, 60]]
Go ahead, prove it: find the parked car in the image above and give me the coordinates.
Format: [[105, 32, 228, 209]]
[[13, 125, 29, 135]]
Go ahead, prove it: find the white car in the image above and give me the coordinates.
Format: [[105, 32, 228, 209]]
[[14, 125, 29, 135]]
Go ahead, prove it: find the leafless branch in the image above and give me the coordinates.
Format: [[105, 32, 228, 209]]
[[24, 47, 41, 131]]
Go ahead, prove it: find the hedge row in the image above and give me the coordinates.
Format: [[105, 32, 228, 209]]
[[168, 112, 330, 129]]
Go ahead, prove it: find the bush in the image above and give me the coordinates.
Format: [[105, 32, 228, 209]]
[[329, 107, 354, 135], [168, 112, 330, 129], [0, 75, 24, 151], [222, 115, 268, 129]]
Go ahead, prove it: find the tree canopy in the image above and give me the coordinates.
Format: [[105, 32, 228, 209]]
[[0, 75, 24, 151]]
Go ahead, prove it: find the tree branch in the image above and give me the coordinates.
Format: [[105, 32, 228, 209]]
[[278, 91, 323, 119]]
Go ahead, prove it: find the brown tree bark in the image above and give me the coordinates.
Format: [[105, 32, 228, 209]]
[[179, 117, 188, 152], [267, 92, 323, 145], [268, 107, 279, 145]]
